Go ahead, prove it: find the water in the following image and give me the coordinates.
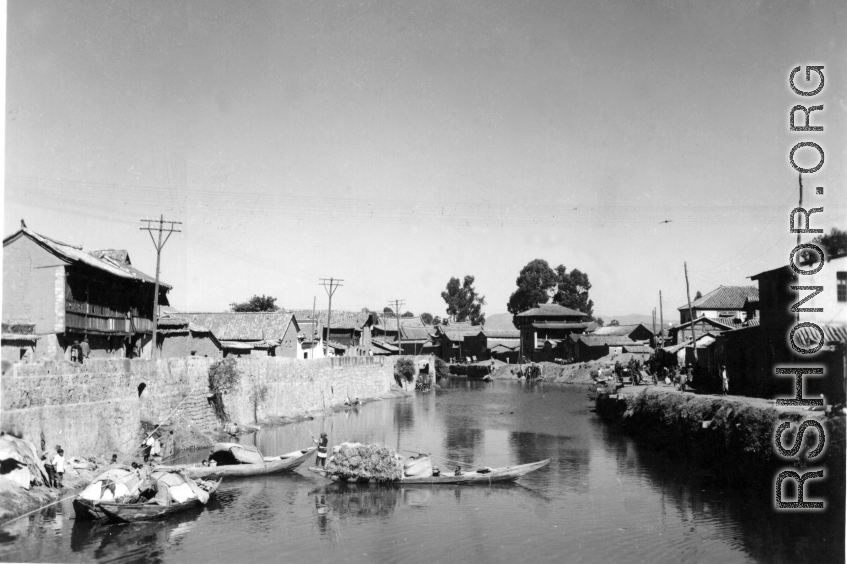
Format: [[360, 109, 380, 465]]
[[0, 380, 842, 563]]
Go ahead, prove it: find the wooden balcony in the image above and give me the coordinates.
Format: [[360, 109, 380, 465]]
[[65, 312, 131, 334]]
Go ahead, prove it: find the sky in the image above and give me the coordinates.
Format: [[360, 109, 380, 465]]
[[3, 0, 846, 323]]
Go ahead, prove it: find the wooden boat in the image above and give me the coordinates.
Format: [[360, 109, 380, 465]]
[[308, 459, 550, 485], [73, 465, 142, 521], [158, 445, 316, 479], [98, 476, 221, 524]]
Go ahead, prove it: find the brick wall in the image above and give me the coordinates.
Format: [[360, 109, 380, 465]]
[[2, 236, 66, 335]]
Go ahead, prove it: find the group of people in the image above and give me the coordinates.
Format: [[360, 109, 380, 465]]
[[141, 430, 176, 463], [41, 444, 66, 488], [68, 336, 91, 364]]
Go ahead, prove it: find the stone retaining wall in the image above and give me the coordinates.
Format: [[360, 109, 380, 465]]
[[0, 354, 414, 459]]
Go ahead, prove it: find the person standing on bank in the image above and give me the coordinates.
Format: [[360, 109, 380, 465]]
[[52, 448, 65, 488], [42, 444, 60, 488], [721, 365, 729, 396], [80, 336, 91, 362], [314, 433, 328, 468]]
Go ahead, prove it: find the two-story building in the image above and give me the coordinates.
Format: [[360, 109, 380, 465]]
[[2, 223, 170, 360], [513, 304, 593, 360], [677, 286, 759, 324], [181, 312, 301, 358]]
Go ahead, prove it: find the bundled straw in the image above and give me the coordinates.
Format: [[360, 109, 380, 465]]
[[325, 442, 404, 483]]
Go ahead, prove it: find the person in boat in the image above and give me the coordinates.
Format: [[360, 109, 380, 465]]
[[314, 432, 329, 468]]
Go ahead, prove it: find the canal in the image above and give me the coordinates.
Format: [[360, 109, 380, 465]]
[[0, 380, 841, 563]]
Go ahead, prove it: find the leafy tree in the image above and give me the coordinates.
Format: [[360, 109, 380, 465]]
[[401, 311, 415, 318], [507, 259, 558, 321], [361, 308, 371, 313], [432, 316, 442, 325], [595, 317, 605, 327], [694, 290, 703, 300], [230, 295, 280, 312], [420, 313, 434, 325], [812, 227, 847, 258], [610, 319, 620, 326], [441, 275, 486, 325], [552, 265, 594, 318], [395, 358, 416, 386], [383, 307, 395, 317]]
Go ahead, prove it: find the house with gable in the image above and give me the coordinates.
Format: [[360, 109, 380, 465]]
[[513, 304, 593, 360], [180, 312, 301, 358], [677, 285, 759, 324], [3, 222, 170, 360]]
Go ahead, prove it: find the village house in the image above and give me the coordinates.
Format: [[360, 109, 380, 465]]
[[592, 323, 654, 342], [432, 322, 483, 361], [180, 312, 301, 358], [2, 222, 169, 360], [1, 323, 39, 363], [513, 304, 593, 360], [566, 334, 641, 362], [715, 253, 846, 401], [666, 316, 734, 346], [464, 328, 521, 362], [677, 285, 759, 324], [294, 317, 325, 359], [156, 316, 223, 359], [289, 310, 375, 355]]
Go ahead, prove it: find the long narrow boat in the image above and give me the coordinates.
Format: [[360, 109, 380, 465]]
[[159, 446, 316, 479], [308, 459, 550, 485], [73, 465, 142, 521], [98, 478, 222, 524]]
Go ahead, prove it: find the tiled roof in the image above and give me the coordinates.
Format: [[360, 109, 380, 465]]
[[4, 226, 170, 288], [669, 316, 734, 333], [182, 312, 295, 341], [401, 326, 436, 341], [482, 329, 521, 339], [578, 336, 637, 347], [1, 323, 34, 334], [623, 344, 654, 354], [792, 323, 847, 347], [486, 338, 520, 349], [531, 321, 593, 330], [289, 310, 369, 330], [677, 286, 759, 311], [517, 304, 586, 318], [1, 333, 39, 342]]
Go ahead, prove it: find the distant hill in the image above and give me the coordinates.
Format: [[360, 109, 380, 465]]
[[483, 313, 517, 330], [595, 313, 671, 328]]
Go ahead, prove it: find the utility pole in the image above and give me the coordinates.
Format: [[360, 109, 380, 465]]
[[389, 299, 405, 355], [659, 291, 665, 348], [140, 215, 181, 359], [319, 278, 343, 356], [310, 296, 316, 360], [684, 262, 698, 361], [652, 308, 657, 347]]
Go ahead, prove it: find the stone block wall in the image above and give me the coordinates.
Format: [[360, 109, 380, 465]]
[[0, 354, 410, 459]]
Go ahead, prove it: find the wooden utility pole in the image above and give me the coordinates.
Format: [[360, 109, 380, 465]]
[[319, 278, 343, 356], [140, 215, 181, 359], [389, 299, 405, 355], [652, 308, 657, 346], [659, 291, 665, 348], [684, 262, 698, 361], [310, 296, 316, 360]]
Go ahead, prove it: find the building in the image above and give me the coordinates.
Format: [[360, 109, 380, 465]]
[[677, 285, 759, 324], [432, 323, 483, 361], [295, 317, 325, 359], [569, 335, 639, 362], [1, 323, 39, 363], [513, 304, 593, 360], [593, 323, 654, 342], [464, 329, 521, 361], [716, 253, 846, 401], [2, 223, 170, 360], [181, 312, 301, 358], [666, 316, 734, 346], [156, 316, 223, 359], [289, 310, 375, 355]]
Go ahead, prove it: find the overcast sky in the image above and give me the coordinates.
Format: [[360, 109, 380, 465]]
[[3, 0, 845, 321]]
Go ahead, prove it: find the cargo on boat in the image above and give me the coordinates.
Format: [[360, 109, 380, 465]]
[[73, 465, 142, 521]]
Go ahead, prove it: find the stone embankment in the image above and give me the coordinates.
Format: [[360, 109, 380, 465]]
[[595, 386, 846, 488]]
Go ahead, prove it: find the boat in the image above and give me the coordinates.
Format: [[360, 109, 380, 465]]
[[158, 443, 316, 479], [309, 458, 550, 485], [73, 465, 142, 521], [97, 469, 221, 524]]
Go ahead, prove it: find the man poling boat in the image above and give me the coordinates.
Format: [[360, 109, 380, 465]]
[[313, 432, 329, 468]]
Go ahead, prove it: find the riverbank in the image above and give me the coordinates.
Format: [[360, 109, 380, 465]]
[[0, 466, 97, 523], [595, 385, 846, 488]]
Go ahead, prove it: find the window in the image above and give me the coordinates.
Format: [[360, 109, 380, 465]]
[[838, 272, 846, 302]]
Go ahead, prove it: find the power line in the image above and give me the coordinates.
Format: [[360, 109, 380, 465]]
[[140, 215, 182, 359], [319, 278, 343, 355]]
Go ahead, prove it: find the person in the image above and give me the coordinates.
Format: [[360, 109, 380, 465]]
[[143, 433, 161, 462], [721, 365, 729, 396], [42, 444, 60, 488], [201, 460, 209, 467], [69, 341, 80, 363], [110, 454, 118, 465], [314, 432, 329, 468], [52, 448, 66, 488], [454, 465, 462, 477], [678, 366, 688, 392], [80, 336, 91, 361]]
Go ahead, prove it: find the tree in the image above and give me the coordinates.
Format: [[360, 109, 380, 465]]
[[507, 259, 558, 321], [383, 307, 395, 317], [441, 275, 486, 325], [361, 308, 371, 313], [694, 290, 703, 300], [552, 265, 594, 318], [401, 311, 415, 318], [595, 317, 605, 327], [420, 313, 434, 325], [230, 295, 280, 312], [432, 316, 442, 325], [610, 319, 620, 326], [812, 227, 847, 258]]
